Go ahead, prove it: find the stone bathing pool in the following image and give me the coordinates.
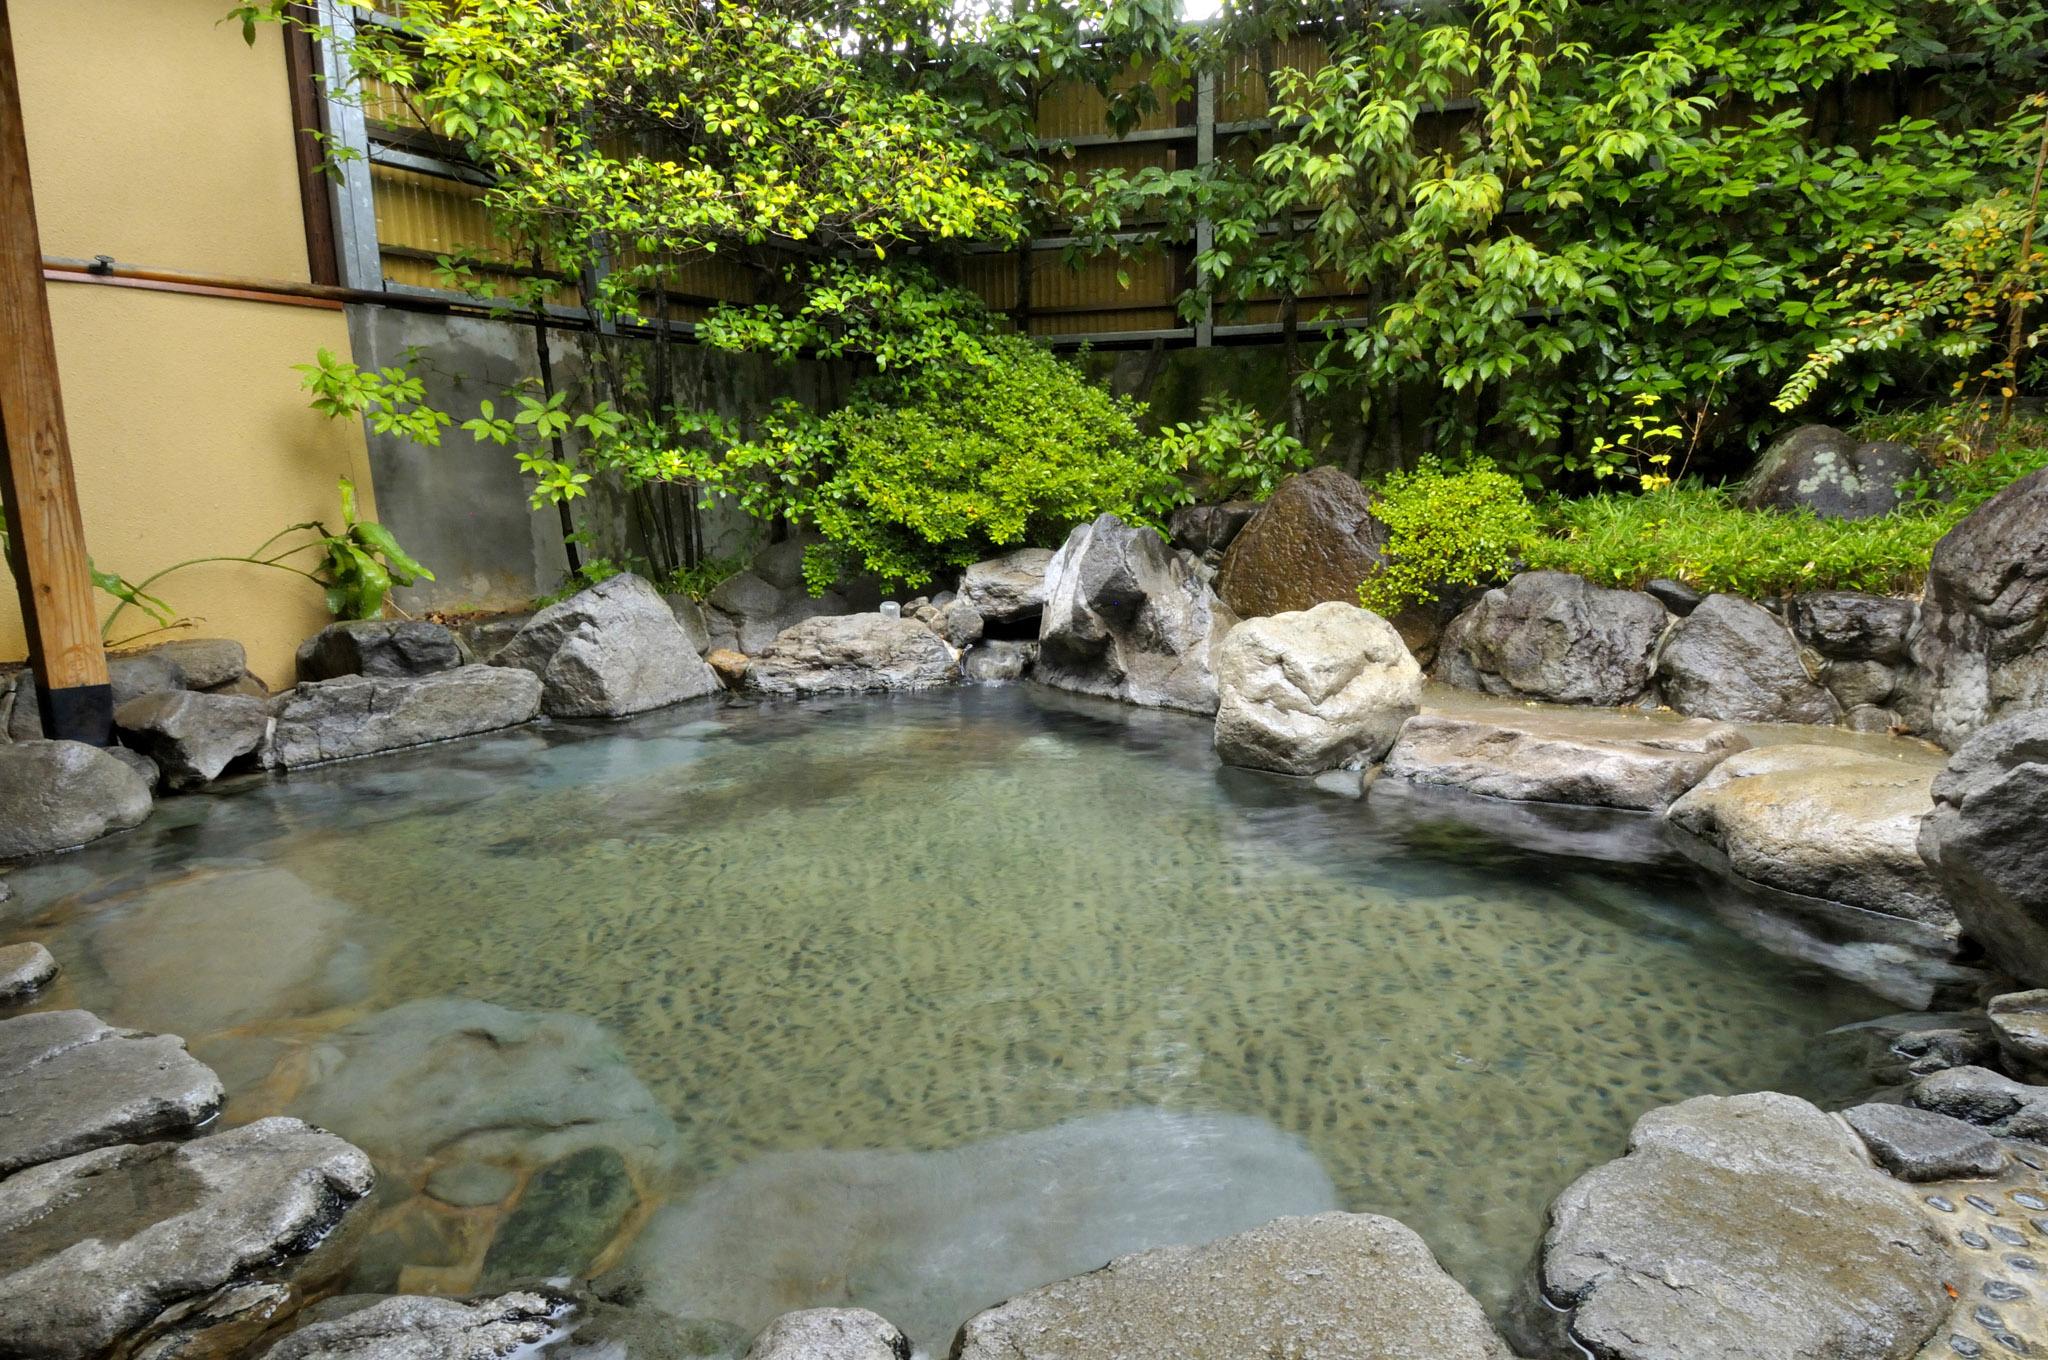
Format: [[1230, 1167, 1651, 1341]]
[[0, 685, 1930, 1355]]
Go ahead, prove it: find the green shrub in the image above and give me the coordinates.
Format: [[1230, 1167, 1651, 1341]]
[[1153, 397, 1317, 510], [1357, 459, 1540, 615], [795, 335, 1177, 590], [1525, 487, 1954, 597]]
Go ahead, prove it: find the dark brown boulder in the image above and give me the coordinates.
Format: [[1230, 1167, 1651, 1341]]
[[1217, 467, 1389, 619]]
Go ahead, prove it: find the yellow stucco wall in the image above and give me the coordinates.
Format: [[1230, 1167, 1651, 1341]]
[[0, 0, 378, 687]]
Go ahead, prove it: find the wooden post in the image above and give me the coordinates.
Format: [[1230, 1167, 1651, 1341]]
[[0, 0, 112, 744]]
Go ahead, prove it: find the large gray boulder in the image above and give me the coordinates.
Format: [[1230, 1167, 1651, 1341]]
[[0, 1117, 375, 1360], [114, 689, 269, 788], [496, 574, 718, 718], [1434, 571, 1668, 707], [951, 1212, 1511, 1360], [1918, 709, 2048, 983], [271, 666, 541, 768], [746, 1309, 908, 1360], [0, 1008, 223, 1176], [745, 615, 960, 696], [956, 548, 1055, 625], [1036, 515, 1237, 714], [1509, 1092, 1955, 1360], [1656, 593, 1839, 723], [1667, 745, 1951, 928], [1213, 603, 1422, 775], [1789, 591, 1917, 663], [0, 738, 152, 857], [1383, 707, 1748, 812], [1740, 425, 1927, 519], [298, 619, 465, 682], [1901, 466, 2048, 748]]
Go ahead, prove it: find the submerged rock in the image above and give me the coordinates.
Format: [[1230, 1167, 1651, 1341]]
[[745, 615, 960, 696], [114, 689, 270, 789], [951, 1212, 1512, 1360], [1740, 425, 1927, 519], [1434, 571, 1668, 707], [1216, 467, 1389, 620], [0, 941, 57, 1003], [0, 1117, 375, 1360], [0, 1008, 223, 1176], [1666, 744, 1950, 928], [745, 1309, 908, 1360], [270, 666, 543, 768], [620, 1108, 1338, 1354], [298, 619, 465, 682], [1037, 515, 1236, 714], [1918, 709, 2048, 983], [1213, 602, 1421, 775], [1509, 1092, 1954, 1360], [0, 738, 152, 857], [1656, 593, 1839, 724], [497, 574, 719, 718], [956, 549, 1055, 625], [1382, 707, 1747, 812], [1842, 1102, 2006, 1182], [1901, 465, 2048, 748]]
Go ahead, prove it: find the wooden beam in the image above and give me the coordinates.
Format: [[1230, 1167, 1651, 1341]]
[[0, 0, 111, 744]]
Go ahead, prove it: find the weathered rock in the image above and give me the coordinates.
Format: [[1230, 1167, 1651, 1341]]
[[1816, 1011, 2000, 1089], [913, 599, 984, 648], [109, 651, 190, 705], [115, 689, 270, 789], [298, 620, 465, 682], [746, 1309, 908, 1360], [1216, 467, 1388, 619], [1510, 1091, 1954, 1360], [952, 1212, 1510, 1360], [1843, 703, 1903, 734], [1383, 707, 1748, 812], [457, 613, 535, 664], [1842, 1102, 2006, 1182], [1901, 466, 2048, 748], [956, 549, 1056, 625], [0, 1117, 375, 1360], [482, 1146, 637, 1285], [1667, 744, 1950, 927], [1918, 709, 2048, 983], [270, 666, 542, 768], [0, 1008, 222, 1176], [1212, 603, 1421, 775], [106, 744, 162, 790], [1037, 515, 1236, 714], [138, 637, 250, 690], [1168, 501, 1258, 561], [1643, 577, 1703, 616], [1740, 425, 1928, 519], [496, 575, 718, 718], [1434, 572, 1668, 707], [0, 739, 152, 857], [962, 640, 1036, 684], [1910, 1066, 2048, 1141], [0, 941, 58, 1004], [1989, 990, 2048, 1083], [705, 571, 856, 656], [264, 1289, 571, 1360], [1790, 591, 1917, 663], [1657, 593, 1839, 723], [745, 616, 960, 696], [1825, 658, 1899, 709], [706, 648, 751, 689]]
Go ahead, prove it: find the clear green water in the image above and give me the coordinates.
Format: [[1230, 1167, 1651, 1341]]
[[0, 686, 1901, 1350]]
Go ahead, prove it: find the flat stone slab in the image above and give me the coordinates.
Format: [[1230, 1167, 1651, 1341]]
[[1383, 706, 1748, 811], [270, 666, 543, 768], [0, 1116, 375, 1360], [0, 1008, 222, 1176], [951, 1212, 1511, 1360], [0, 941, 57, 1003], [1511, 1092, 1956, 1360], [1667, 744, 1953, 927], [1844, 1102, 2006, 1182]]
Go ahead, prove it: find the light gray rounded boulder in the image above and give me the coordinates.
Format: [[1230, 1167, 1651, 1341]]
[[1509, 1091, 1955, 1360], [951, 1212, 1511, 1360], [1213, 602, 1421, 775], [497, 574, 719, 718], [1656, 593, 1839, 723], [1434, 571, 1668, 707], [957, 548, 1055, 625], [0, 739, 152, 858]]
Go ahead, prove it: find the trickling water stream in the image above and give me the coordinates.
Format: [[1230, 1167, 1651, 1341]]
[[1, 685, 1905, 1353]]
